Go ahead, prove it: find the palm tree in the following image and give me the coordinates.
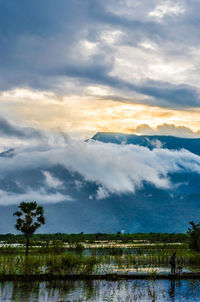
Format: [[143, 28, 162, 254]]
[[13, 201, 45, 255]]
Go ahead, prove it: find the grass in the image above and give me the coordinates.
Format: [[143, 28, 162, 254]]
[[46, 254, 98, 275], [0, 241, 200, 276], [0, 253, 99, 275]]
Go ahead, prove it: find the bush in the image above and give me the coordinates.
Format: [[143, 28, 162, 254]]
[[188, 221, 200, 251]]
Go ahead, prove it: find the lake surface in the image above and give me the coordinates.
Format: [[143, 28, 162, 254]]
[[1, 279, 200, 301]]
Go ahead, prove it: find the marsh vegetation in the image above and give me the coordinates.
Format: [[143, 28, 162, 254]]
[[0, 203, 198, 301], [0, 239, 200, 276]]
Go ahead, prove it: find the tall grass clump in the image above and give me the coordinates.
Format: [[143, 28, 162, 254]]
[[46, 254, 99, 275], [0, 255, 43, 275]]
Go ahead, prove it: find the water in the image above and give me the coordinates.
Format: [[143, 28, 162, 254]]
[[1, 279, 200, 301]]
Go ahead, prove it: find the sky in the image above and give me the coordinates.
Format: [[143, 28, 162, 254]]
[[1, 0, 200, 217], [0, 0, 200, 138]]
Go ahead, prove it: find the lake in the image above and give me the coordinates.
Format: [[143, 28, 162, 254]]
[[0, 279, 200, 301]]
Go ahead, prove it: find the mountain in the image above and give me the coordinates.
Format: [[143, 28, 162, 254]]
[[0, 133, 200, 234], [92, 132, 200, 155]]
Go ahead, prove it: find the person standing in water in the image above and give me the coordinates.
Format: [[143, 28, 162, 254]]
[[169, 252, 176, 274]]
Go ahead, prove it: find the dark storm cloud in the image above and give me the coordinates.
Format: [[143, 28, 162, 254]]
[[0, 148, 15, 158], [137, 81, 200, 108], [0, 0, 200, 108], [58, 63, 200, 108], [0, 117, 42, 139], [0, 0, 91, 89]]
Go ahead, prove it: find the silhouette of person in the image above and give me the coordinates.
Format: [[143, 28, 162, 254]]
[[169, 252, 176, 274]]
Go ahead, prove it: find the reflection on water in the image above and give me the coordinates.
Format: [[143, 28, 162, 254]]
[[0, 279, 200, 302]]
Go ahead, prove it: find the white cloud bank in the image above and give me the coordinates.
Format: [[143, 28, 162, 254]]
[[0, 135, 200, 202], [0, 188, 69, 206], [149, 1, 185, 20], [42, 170, 64, 189], [52, 139, 200, 194]]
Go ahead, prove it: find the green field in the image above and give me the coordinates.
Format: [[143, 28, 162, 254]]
[[0, 233, 199, 277]]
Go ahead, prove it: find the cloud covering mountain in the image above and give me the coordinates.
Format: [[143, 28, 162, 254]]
[[0, 120, 200, 233], [1, 127, 200, 203]]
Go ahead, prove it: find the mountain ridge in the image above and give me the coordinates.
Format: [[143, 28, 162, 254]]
[[92, 132, 200, 155]]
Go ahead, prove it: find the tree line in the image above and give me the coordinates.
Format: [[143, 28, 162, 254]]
[[0, 201, 198, 255]]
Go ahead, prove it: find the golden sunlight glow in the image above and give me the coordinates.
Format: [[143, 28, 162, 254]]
[[1, 89, 200, 138]]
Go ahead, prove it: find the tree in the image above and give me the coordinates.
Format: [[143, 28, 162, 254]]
[[187, 221, 200, 251], [13, 201, 45, 255]]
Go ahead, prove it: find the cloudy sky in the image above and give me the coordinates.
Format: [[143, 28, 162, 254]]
[[1, 0, 200, 217], [0, 0, 200, 138]]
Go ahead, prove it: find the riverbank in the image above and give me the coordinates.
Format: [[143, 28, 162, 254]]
[[0, 272, 200, 282]]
